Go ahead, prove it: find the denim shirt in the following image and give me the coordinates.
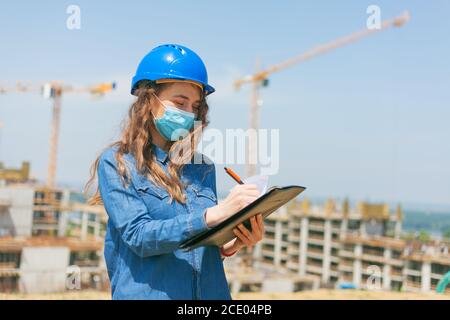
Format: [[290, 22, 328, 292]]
[[97, 144, 232, 300]]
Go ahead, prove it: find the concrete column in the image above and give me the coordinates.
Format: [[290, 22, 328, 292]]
[[0, 187, 34, 237], [19, 246, 70, 293], [360, 221, 366, 237], [231, 279, 241, 295], [274, 220, 282, 266], [312, 278, 320, 290], [402, 260, 410, 292], [383, 248, 392, 290], [253, 242, 262, 262], [322, 219, 332, 283], [59, 189, 71, 237], [299, 217, 308, 276], [353, 244, 362, 287], [81, 211, 88, 240], [94, 214, 100, 239], [394, 221, 402, 239], [421, 262, 431, 292], [340, 218, 348, 240], [58, 212, 68, 237]]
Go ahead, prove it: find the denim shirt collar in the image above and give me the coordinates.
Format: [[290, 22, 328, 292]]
[[151, 143, 169, 164]]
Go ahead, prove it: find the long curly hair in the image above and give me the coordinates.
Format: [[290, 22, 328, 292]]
[[83, 80, 210, 205]]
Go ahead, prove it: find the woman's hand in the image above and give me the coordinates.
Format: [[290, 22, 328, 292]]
[[221, 214, 265, 255], [205, 184, 260, 228]]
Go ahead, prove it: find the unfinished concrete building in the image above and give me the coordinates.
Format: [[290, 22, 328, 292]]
[[402, 240, 450, 293], [0, 165, 108, 293], [253, 197, 449, 294]]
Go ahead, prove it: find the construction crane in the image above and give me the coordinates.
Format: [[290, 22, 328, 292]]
[[234, 11, 410, 271], [235, 11, 410, 179], [0, 81, 116, 188]]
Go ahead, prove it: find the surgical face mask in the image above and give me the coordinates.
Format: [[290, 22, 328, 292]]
[[151, 93, 196, 141]]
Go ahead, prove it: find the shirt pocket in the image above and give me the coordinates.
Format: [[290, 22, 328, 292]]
[[134, 178, 175, 219], [191, 184, 217, 208]]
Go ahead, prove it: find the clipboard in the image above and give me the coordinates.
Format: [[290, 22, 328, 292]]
[[179, 185, 306, 251]]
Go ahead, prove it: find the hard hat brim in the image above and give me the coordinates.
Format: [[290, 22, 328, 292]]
[[131, 73, 215, 96]]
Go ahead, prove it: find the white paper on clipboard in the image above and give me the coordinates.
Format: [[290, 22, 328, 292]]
[[242, 174, 269, 197]]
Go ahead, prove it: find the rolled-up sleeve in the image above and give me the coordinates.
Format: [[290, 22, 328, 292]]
[[97, 152, 209, 257]]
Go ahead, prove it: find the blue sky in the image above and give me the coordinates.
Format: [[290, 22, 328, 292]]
[[0, 1, 449, 209]]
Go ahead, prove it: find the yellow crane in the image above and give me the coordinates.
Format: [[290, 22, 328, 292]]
[[0, 81, 116, 188], [233, 11, 410, 272], [235, 11, 410, 179]]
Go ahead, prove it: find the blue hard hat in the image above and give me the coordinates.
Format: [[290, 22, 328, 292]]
[[131, 44, 215, 96]]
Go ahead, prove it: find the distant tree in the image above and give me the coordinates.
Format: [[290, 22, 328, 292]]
[[443, 228, 450, 241], [418, 229, 430, 242]]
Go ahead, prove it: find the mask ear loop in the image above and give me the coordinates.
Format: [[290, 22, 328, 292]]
[[151, 92, 165, 119], [152, 92, 164, 106]]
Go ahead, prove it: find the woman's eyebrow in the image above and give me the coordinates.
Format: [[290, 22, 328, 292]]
[[173, 94, 201, 104]]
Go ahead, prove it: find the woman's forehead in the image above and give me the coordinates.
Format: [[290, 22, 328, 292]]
[[160, 82, 202, 102]]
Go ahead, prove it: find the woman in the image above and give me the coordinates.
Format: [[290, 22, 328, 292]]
[[85, 44, 265, 300]]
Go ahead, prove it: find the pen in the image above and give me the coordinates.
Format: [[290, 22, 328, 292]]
[[224, 167, 244, 185]]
